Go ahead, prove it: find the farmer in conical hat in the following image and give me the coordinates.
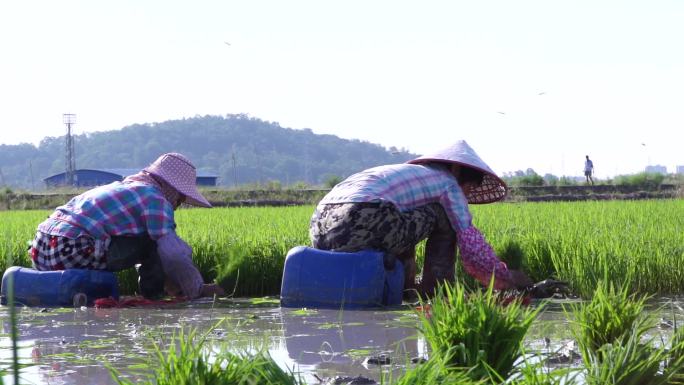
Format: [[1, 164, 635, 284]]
[[310, 140, 532, 297], [29, 153, 225, 299]]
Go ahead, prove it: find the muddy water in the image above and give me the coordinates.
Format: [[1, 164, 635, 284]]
[[0, 298, 681, 385], [0, 298, 423, 384]]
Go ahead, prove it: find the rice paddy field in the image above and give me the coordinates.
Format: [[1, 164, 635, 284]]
[[1, 198, 684, 384], [1, 199, 682, 298]]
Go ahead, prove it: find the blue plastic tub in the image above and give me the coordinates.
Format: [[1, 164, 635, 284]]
[[280, 246, 404, 309], [1, 266, 119, 307]]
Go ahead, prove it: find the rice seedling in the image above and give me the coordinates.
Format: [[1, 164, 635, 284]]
[[663, 311, 684, 384], [6, 274, 18, 385], [385, 349, 486, 385], [565, 280, 653, 356], [109, 321, 305, 385], [506, 360, 578, 385], [417, 281, 543, 382], [581, 326, 677, 385], [475, 199, 684, 297], [175, 206, 311, 296], [1, 199, 682, 297]]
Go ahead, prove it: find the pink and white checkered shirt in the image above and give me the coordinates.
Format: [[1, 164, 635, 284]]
[[319, 163, 513, 289]]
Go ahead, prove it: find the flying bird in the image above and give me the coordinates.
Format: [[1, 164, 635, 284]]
[[224, 41, 231, 46], [538, 92, 546, 95], [497, 111, 506, 115]]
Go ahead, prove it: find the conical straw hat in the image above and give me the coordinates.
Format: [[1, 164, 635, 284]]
[[407, 140, 507, 204], [144, 153, 212, 208]]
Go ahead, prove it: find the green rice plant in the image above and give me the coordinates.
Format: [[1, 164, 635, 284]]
[[0, 210, 49, 269], [581, 327, 678, 385], [6, 275, 18, 385], [417, 281, 543, 382], [565, 280, 653, 356], [109, 321, 305, 385], [567, 284, 683, 385], [176, 206, 312, 296], [2, 199, 683, 297], [386, 350, 486, 385], [474, 199, 684, 297], [507, 359, 578, 385], [663, 313, 684, 384]]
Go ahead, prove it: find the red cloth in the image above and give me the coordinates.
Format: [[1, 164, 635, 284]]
[[94, 296, 187, 308]]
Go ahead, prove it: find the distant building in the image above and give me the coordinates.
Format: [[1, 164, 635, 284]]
[[644, 165, 667, 174], [677, 165, 684, 175], [44, 168, 218, 188]]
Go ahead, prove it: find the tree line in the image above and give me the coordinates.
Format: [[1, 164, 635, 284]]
[[0, 114, 415, 190]]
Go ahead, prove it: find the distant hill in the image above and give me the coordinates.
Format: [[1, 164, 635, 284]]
[[0, 114, 416, 190]]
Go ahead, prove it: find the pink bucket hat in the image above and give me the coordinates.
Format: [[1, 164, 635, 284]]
[[407, 140, 508, 204], [144, 153, 212, 208]]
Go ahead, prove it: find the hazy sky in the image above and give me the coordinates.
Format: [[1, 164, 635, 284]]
[[1, 1, 682, 178]]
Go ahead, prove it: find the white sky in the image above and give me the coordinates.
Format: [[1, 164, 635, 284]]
[[1, 0, 683, 178]]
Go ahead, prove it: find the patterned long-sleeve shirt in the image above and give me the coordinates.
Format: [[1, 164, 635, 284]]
[[35, 181, 204, 298], [318, 163, 514, 289]]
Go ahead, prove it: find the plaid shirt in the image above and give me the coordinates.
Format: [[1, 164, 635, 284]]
[[33, 181, 207, 296], [35, 181, 176, 268], [38, 181, 175, 241], [319, 163, 513, 289], [319, 164, 472, 231]]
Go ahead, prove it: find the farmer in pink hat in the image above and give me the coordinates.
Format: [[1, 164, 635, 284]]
[[29, 153, 224, 299], [310, 140, 532, 298]]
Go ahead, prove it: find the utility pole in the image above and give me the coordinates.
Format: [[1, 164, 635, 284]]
[[231, 151, 238, 188], [29, 160, 35, 191], [63, 113, 76, 186], [304, 140, 310, 184]]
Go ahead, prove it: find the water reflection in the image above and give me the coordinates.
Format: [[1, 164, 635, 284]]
[[2, 297, 682, 385], [0, 302, 424, 385], [279, 308, 422, 381]]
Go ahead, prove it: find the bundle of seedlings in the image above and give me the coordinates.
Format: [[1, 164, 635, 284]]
[[663, 314, 684, 384], [566, 280, 653, 355], [385, 349, 486, 385], [566, 280, 684, 385], [506, 358, 578, 385], [416, 280, 543, 382], [580, 328, 674, 385], [109, 321, 305, 385]]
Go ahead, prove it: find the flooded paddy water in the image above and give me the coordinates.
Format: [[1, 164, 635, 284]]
[[1, 296, 683, 385]]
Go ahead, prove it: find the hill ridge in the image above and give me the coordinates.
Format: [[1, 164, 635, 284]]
[[0, 114, 415, 189]]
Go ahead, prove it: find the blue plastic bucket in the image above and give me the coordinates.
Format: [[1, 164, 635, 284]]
[[280, 246, 404, 309], [1, 267, 119, 307]]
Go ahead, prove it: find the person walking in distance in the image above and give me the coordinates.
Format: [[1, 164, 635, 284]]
[[584, 155, 594, 185]]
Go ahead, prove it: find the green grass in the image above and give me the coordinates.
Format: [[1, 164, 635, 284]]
[[1, 199, 683, 297]]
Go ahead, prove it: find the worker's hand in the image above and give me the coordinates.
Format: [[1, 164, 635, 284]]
[[200, 283, 225, 297], [509, 270, 534, 290]]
